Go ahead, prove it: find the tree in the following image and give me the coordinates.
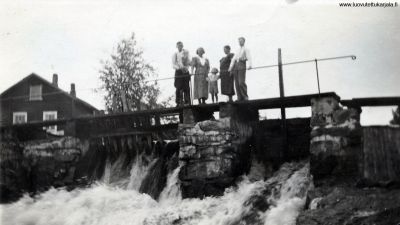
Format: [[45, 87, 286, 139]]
[[99, 33, 160, 112]]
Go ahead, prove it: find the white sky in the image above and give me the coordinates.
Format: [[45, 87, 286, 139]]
[[1, 0, 399, 124]]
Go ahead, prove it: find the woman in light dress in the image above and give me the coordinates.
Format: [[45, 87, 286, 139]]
[[191, 47, 210, 104]]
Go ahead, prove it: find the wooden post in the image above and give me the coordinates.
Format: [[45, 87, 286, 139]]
[[314, 59, 321, 96], [278, 48, 286, 121], [278, 48, 288, 158]]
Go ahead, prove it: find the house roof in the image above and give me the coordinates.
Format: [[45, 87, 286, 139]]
[[0, 73, 98, 111]]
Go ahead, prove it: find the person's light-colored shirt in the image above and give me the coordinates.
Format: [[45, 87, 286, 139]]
[[207, 74, 219, 82], [229, 46, 252, 71], [172, 49, 191, 70]]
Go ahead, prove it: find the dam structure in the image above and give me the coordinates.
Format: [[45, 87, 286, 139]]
[[1, 92, 399, 198], [1, 92, 400, 224]]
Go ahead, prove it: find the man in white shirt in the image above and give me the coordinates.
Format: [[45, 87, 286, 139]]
[[172, 41, 191, 106], [228, 37, 252, 101]]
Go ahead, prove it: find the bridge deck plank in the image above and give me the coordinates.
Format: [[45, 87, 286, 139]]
[[341, 97, 400, 107]]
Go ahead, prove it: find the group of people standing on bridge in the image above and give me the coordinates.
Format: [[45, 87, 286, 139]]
[[172, 37, 252, 106]]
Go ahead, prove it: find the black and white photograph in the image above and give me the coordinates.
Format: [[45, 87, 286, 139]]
[[0, 0, 399, 224]]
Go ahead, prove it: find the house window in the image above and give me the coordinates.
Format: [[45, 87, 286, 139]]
[[13, 112, 27, 124], [43, 111, 57, 134], [29, 85, 42, 101]]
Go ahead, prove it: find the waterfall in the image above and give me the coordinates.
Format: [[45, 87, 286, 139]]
[[263, 163, 310, 225], [127, 154, 158, 191], [99, 151, 157, 190], [248, 156, 267, 181], [101, 158, 112, 184], [0, 160, 311, 225], [158, 165, 182, 203]]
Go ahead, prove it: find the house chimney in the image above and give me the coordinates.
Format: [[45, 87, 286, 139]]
[[70, 83, 76, 97], [52, 74, 58, 87]]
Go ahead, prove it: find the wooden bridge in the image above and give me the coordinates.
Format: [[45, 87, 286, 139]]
[[1, 92, 399, 142]]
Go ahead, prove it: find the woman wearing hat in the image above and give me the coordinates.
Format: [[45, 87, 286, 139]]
[[191, 47, 210, 104]]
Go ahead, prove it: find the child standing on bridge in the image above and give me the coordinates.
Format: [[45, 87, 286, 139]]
[[207, 68, 220, 103]]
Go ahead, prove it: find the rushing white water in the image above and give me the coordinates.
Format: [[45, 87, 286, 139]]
[[263, 164, 310, 225], [127, 155, 158, 191], [102, 158, 112, 184], [158, 166, 182, 204], [0, 161, 310, 225], [248, 157, 267, 181]]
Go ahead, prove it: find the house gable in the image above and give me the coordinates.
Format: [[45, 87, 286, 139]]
[[0, 73, 98, 126]]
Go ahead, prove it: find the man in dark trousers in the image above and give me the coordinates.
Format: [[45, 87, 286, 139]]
[[172, 41, 191, 106], [229, 37, 252, 101]]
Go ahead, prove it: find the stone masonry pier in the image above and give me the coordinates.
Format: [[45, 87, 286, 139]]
[[178, 104, 258, 198]]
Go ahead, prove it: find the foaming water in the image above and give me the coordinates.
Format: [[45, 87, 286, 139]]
[[158, 166, 182, 204], [263, 164, 310, 225], [102, 158, 112, 184], [0, 161, 310, 225], [127, 155, 158, 190]]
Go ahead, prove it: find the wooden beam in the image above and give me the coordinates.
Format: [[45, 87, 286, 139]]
[[341, 97, 400, 107], [233, 92, 340, 110]]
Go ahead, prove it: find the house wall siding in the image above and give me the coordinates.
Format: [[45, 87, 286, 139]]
[[0, 75, 96, 126]]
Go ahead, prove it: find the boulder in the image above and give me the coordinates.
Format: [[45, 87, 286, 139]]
[[298, 185, 400, 225]]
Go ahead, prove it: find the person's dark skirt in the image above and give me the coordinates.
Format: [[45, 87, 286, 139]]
[[220, 53, 235, 96], [220, 71, 234, 95]]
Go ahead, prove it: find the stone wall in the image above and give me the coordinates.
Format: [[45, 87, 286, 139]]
[[0, 140, 27, 202], [178, 117, 253, 198], [309, 96, 362, 180], [0, 136, 89, 203], [23, 137, 88, 189]]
